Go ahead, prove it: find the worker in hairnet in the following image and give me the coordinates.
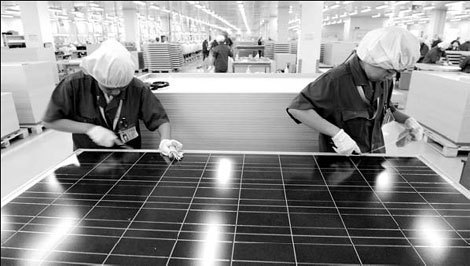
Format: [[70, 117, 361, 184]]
[[422, 42, 452, 65], [43, 39, 183, 160], [286, 27, 424, 155]]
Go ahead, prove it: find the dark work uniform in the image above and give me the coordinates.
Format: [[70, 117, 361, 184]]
[[202, 39, 209, 60], [422, 46, 446, 64], [286, 55, 396, 153], [418, 43, 429, 63], [212, 43, 233, 73], [43, 71, 169, 150]]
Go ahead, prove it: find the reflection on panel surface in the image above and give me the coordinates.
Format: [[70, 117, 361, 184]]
[[1, 151, 469, 265]]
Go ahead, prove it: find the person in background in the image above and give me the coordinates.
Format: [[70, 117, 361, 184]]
[[43, 39, 184, 160], [417, 38, 429, 63], [211, 35, 233, 73], [286, 27, 424, 155], [422, 42, 452, 64], [460, 56, 470, 73], [451, 37, 461, 47], [449, 40, 460, 51], [459, 40, 470, 51], [257, 36, 264, 57], [155, 37, 160, 42], [222, 31, 233, 47], [431, 35, 442, 48], [202, 36, 211, 61]]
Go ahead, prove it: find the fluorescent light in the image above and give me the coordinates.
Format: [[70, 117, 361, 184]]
[[48, 7, 62, 12], [3, 10, 20, 15], [423, 6, 435, 10], [340, 12, 348, 18], [89, 3, 99, 7], [330, 4, 340, 9], [343, 1, 354, 4], [149, 5, 160, 10], [1, 14, 14, 18], [376, 5, 388, 10], [349, 10, 358, 15], [361, 7, 372, 13], [372, 13, 381, 18], [133, 1, 146, 6], [445, 1, 464, 7], [394, 1, 409, 5], [238, 3, 251, 33]]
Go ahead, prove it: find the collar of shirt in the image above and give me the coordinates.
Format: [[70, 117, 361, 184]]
[[92, 78, 128, 109], [347, 55, 370, 87]]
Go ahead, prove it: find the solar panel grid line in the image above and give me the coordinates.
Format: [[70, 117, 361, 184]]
[[310, 155, 363, 265], [278, 154, 299, 265], [34, 152, 147, 264], [391, 164, 470, 247], [349, 156, 428, 264], [1, 153, 115, 247], [164, 153, 212, 265], [230, 154, 245, 266]]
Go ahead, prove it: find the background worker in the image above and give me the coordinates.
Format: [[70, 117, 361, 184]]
[[286, 27, 424, 155], [422, 42, 452, 65], [43, 39, 183, 159]]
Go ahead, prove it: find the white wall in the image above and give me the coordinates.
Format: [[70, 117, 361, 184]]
[[322, 23, 344, 41], [344, 17, 386, 42], [1, 17, 24, 34]]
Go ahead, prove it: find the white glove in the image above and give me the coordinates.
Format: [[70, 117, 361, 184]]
[[404, 117, 424, 141], [332, 129, 361, 156], [159, 139, 184, 160], [86, 126, 118, 147]]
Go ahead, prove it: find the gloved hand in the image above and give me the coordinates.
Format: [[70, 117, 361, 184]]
[[404, 117, 424, 141], [331, 129, 361, 156], [86, 126, 118, 147], [159, 139, 184, 160]]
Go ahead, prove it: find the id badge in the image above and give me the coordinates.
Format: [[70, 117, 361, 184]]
[[118, 126, 138, 143], [383, 108, 395, 125]]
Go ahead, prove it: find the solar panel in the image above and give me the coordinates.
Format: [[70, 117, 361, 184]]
[[1, 151, 469, 265]]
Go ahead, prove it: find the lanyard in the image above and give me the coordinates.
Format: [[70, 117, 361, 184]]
[[356, 86, 380, 120], [98, 99, 123, 131]]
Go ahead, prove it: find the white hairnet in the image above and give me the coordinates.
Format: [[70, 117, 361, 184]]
[[216, 35, 225, 43], [437, 42, 450, 49], [80, 39, 136, 88], [356, 27, 420, 70]]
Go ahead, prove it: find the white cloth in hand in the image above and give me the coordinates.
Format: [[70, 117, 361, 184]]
[[86, 126, 118, 147], [404, 117, 424, 141], [159, 139, 184, 160], [332, 129, 361, 156]]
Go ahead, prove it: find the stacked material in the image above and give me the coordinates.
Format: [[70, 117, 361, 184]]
[[264, 41, 274, 59], [1, 47, 59, 84], [406, 71, 470, 144], [1, 61, 55, 124], [1, 92, 20, 138], [274, 43, 290, 54], [290, 41, 298, 54], [143, 43, 184, 72]]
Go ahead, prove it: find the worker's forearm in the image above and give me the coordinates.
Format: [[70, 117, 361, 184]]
[[392, 110, 410, 124], [288, 109, 341, 137], [157, 122, 171, 140], [43, 119, 95, 134]]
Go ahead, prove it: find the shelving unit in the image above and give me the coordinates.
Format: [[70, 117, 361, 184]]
[[2, 35, 26, 48]]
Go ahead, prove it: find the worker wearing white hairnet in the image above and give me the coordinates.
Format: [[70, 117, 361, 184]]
[[287, 27, 424, 155], [423, 41, 452, 65], [43, 39, 183, 160]]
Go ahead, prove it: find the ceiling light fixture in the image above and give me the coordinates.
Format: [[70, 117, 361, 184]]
[[372, 13, 381, 18], [376, 5, 388, 10], [340, 12, 348, 18], [349, 10, 358, 16], [238, 3, 251, 34], [133, 1, 146, 6], [1, 14, 14, 18], [361, 7, 371, 13], [48, 7, 62, 12], [423, 6, 435, 10]]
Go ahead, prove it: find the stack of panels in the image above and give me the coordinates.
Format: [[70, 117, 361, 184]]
[[290, 41, 298, 54], [143, 44, 172, 72], [168, 43, 184, 70], [320, 43, 325, 63], [1, 62, 56, 124], [1, 92, 20, 138], [1, 151, 469, 265], [274, 43, 290, 54], [264, 42, 274, 59]]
